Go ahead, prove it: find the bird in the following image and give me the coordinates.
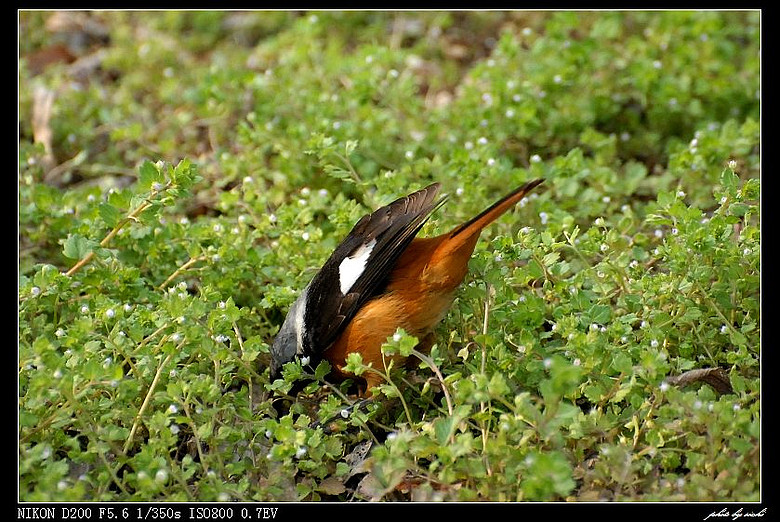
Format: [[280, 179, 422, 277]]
[[269, 178, 544, 398]]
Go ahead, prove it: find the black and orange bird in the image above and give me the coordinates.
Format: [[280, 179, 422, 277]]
[[269, 178, 544, 396]]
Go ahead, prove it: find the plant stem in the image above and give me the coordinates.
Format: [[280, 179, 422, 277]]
[[123, 338, 180, 455], [158, 254, 207, 290]]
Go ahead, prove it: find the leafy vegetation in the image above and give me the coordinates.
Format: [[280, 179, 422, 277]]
[[19, 11, 759, 501]]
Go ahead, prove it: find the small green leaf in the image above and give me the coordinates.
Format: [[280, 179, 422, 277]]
[[98, 202, 121, 228], [62, 234, 96, 260]]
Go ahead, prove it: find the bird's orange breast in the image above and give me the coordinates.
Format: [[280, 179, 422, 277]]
[[323, 234, 471, 390]]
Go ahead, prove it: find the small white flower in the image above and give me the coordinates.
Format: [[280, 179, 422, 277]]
[[392, 332, 402, 342], [650, 339, 659, 348], [481, 92, 493, 105], [152, 182, 165, 192], [300, 187, 311, 197], [720, 196, 728, 205], [594, 217, 605, 226], [671, 228, 679, 235], [621, 132, 631, 142], [602, 196, 611, 203], [456, 187, 464, 196], [218, 301, 226, 309], [30, 286, 41, 296], [732, 404, 741, 412], [300, 356, 310, 366], [80, 305, 90, 314], [365, 55, 373, 64], [505, 108, 515, 118], [693, 400, 703, 410], [340, 409, 350, 419], [522, 27, 532, 36], [512, 93, 522, 102], [743, 247, 751, 256], [55, 328, 66, 338], [728, 159, 738, 170], [180, 217, 190, 225], [105, 308, 115, 318], [590, 323, 599, 332], [389, 69, 399, 78], [212, 254, 221, 262], [171, 333, 182, 343], [386, 431, 398, 441], [641, 320, 649, 329], [530, 154, 542, 163], [494, 254, 502, 262], [629, 260, 639, 269], [170, 424, 180, 435], [653, 60, 662, 69], [57, 480, 68, 491], [268, 213, 277, 224], [53, 369, 63, 379], [123, 303, 133, 312], [295, 446, 307, 459], [600, 326, 607, 333], [569, 286, 578, 295], [690, 138, 698, 148], [155, 469, 168, 483], [213, 223, 223, 233], [487, 158, 496, 166], [301, 232, 310, 241], [478, 137, 488, 145], [543, 358, 553, 369], [720, 325, 728, 334], [243, 176, 254, 184], [573, 358, 581, 366], [87, 194, 96, 202], [539, 212, 548, 225], [168, 404, 178, 414], [553, 74, 562, 84], [464, 141, 474, 150], [600, 243, 608, 252], [654, 229, 663, 238], [677, 190, 686, 198], [659, 382, 670, 392]]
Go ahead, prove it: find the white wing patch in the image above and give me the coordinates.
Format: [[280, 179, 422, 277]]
[[338, 238, 376, 295]]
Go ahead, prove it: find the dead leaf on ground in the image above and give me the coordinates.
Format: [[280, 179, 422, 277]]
[[32, 85, 56, 172], [665, 367, 733, 395]]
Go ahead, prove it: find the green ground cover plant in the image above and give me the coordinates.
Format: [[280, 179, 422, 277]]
[[19, 11, 759, 501]]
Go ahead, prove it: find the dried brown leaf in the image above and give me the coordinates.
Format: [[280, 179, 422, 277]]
[[665, 367, 733, 395]]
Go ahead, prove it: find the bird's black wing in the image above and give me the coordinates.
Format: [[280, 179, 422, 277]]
[[301, 183, 446, 358]]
